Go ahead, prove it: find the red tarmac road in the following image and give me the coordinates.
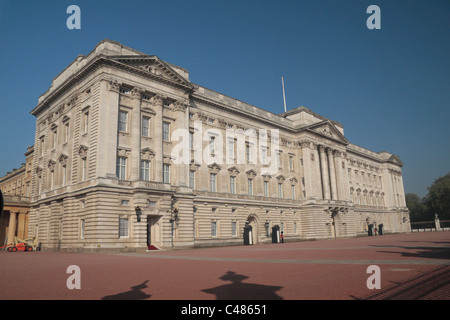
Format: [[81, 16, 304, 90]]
[[0, 231, 449, 300]]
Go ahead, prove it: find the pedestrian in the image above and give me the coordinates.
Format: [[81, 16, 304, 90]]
[[281, 231, 284, 243]]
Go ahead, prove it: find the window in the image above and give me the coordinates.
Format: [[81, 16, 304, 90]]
[[116, 157, 126, 180], [163, 164, 170, 184], [231, 222, 237, 236], [211, 221, 217, 237], [83, 110, 89, 133], [248, 179, 253, 196], [210, 173, 217, 192], [118, 111, 128, 132], [289, 156, 294, 170], [52, 128, 57, 149], [189, 131, 194, 150], [291, 185, 296, 200], [81, 158, 87, 181], [209, 136, 215, 154], [62, 165, 67, 187], [276, 151, 281, 167], [142, 116, 150, 137], [230, 176, 236, 194], [140, 160, 150, 181], [50, 170, 54, 190], [246, 144, 252, 163], [64, 122, 70, 143], [278, 183, 283, 198], [163, 122, 170, 141], [262, 147, 267, 165], [80, 219, 85, 239], [228, 140, 235, 162], [39, 136, 45, 156], [119, 218, 129, 238], [264, 181, 269, 197], [189, 170, 195, 188]]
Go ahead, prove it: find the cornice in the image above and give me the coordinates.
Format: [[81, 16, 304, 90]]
[[191, 93, 297, 133], [31, 55, 194, 117]]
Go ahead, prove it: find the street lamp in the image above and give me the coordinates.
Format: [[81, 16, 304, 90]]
[[170, 208, 179, 223], [135, 206, 142, 222]]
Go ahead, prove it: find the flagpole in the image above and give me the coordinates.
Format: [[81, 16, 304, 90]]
[[281, 77, 287, 113]]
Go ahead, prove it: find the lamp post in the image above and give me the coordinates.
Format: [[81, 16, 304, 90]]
[[170, 208, 179, 248], [135, 206, 142, 222]]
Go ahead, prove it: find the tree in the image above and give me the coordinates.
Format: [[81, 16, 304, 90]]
[[405, 193, 427, 222], [423, 172, 450, 220]]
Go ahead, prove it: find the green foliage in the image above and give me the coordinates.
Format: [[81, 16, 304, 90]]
[[424, 172, 450, 220], [406, 172, 450, 221]]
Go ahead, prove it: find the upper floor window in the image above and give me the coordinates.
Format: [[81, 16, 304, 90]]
[[118, 111, 128, 132], [64, 122, 70, 143], [230, 176, 236, 194], [83, 109, 89, 133], [140, 160, 150, 181], [210, 173, 217, 192], [142, 116, 150, 137], [163, 122, 170, 141], [163, 164, 170, 183], [116, 157, 127, 180]]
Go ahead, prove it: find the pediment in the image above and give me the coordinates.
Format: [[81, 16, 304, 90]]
[[111, 56, 193, 90], [388, 154, 403, 166], [304, 121, 348, 145], [208, 162, 222, 172], [141, 147, 156, 161], [227, 166, 240, 175], [246, 169, 257, 178]]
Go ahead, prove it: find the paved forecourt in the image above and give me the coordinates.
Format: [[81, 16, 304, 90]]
[[0, 231, 449, 300]]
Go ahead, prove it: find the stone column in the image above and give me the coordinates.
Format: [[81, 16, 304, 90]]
[[328, 148, 337, 200], [17, 212, 26, 239], [7, 211, 17, 245], [151, 94, 164, 182], [319, 145, 330, 200], [173, 100, 189, 187], [300, 140, 314, 198], [130, 87, 143, 181], [98, 79, 120, 179]]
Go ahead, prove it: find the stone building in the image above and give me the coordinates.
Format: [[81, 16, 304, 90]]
[[0, 146, 34, 246], [28, 39, 410, 252]]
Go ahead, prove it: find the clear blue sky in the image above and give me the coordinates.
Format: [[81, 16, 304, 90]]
[[0, 0, 448, 197]]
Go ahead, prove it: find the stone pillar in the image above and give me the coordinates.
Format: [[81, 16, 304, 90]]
[[130, 87, 143, 181], [151, 94, 164, 182], [17, 212, 26, 239], [98, 79, 120, 179], [173, 100, 189, 187], [328, 148, 338, 200], [300, 140, 314, 198], [7, 211, 17, 245], [319, 145, 330, 200]]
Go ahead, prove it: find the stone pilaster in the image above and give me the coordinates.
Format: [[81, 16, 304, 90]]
[[327, 148, 337, 200], [130, 87, 143, 181], [319, 145, 330, 200], [151, 94, 164, 182]]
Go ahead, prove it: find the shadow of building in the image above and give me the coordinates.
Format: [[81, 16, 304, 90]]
[[202, 271, 283, 300], [102, 280, 151, 300]]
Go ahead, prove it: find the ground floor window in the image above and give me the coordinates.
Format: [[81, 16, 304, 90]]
[[119, 217, 129, 238]]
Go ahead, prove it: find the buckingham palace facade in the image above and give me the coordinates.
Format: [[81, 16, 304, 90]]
[[28, 39, 410, 251]]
